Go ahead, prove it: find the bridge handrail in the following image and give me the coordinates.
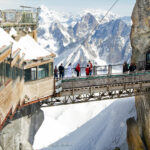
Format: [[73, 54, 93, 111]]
[[62, 71, 150, 82], [56, 61, 147, 78]]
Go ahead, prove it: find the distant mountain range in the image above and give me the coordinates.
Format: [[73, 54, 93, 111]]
[[37, 6, 132, 67]]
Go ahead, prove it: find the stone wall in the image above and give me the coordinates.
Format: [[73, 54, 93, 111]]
[[0, 103, 44, 150]]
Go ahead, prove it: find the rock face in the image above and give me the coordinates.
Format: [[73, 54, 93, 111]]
[[131, 0, 150, 63], [0, 104, 44, 150], [129, 0, 150, 149], [127, 117, 145, 150], [127, 95, 150, 150], [135, 95, 150, 149]]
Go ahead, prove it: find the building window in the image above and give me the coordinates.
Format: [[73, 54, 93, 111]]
[[24, 62, 54, 82], [0, 62, 11, 86], [38, 64, 49, 79], [6, 63, 11, 79], [12, 67, 16, 80], [31, 68, 37, 80], [25, 67, 37, 82]]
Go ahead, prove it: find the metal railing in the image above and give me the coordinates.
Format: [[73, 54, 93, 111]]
[[56, 61, 147, 79], [0, 9, 38, 24], [56, 64, 123, 78]]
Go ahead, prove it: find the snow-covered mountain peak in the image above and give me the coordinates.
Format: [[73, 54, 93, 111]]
[[73, 13, 98, 38], [38, 6, 132, 67], [39, 6, 119, 27], [81, 13, 97, 24], [82, 8, 119, 23]]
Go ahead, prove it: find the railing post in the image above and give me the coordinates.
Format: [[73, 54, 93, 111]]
[[93, 66, 97, 75], [80, 68, 81, 76], [108, 65, 112, 75]]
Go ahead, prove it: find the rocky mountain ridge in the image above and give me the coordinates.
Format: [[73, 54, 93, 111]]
[[38, 6, 132, 67]]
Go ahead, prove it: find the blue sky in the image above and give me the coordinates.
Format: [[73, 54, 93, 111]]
[[0, 0, 135, 16]]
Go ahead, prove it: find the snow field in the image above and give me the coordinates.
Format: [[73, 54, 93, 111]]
[[33, 97, 136, 150]]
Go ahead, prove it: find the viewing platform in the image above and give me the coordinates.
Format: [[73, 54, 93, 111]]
[[0, 6, 39, 41], [0, 6, 39, 28]]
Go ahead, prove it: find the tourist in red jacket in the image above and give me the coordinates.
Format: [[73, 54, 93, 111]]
[[85, 65, 90, 76], [75, 63, 80, 77]]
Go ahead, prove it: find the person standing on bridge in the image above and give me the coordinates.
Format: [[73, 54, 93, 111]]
[[85, 64, 90, 76], [129, 62, 136, 73], [75, 63, 80, 77], [67, 63, 72, 78], [88, 61, 93, 75], [54, 66, 58, 79], [59, 64, 64, 79], [123, 61, 129, 73]]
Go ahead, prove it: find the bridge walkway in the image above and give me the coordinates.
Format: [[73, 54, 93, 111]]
[[45, 71, 150, 107]]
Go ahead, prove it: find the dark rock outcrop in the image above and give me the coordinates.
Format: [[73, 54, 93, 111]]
[[0, 103, 44, 150]]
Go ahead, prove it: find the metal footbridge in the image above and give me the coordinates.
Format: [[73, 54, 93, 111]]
[[44, 65, 150, 107]]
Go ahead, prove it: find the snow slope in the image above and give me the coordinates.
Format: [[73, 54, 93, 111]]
[[33, 97, 136, 150]]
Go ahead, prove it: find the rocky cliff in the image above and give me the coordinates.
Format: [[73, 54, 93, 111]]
[[0, 104, 44, 150], [128, 0, 150, 149], [131, 0, 150, 63]]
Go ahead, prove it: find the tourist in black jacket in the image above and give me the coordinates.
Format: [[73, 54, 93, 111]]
[[59, 64, 64, 79]]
